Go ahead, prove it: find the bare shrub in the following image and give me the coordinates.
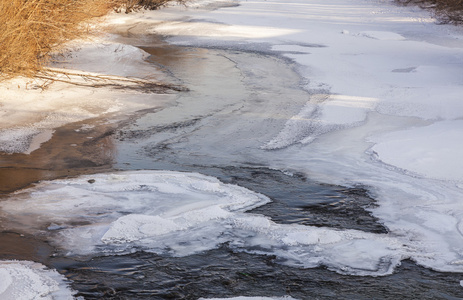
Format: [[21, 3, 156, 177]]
[[395, 0, 463, 24], [433, 0, 463, 23], [114, 0, 181, 12]]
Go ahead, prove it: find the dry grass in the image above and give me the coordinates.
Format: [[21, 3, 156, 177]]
[[0, 0, 182, 79], [395, 0, 463, 24]]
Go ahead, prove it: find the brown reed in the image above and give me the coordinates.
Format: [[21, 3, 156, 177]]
[[0, 0, 182, 79]]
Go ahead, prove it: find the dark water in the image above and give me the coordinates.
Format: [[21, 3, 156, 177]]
[[58, 251, 463, 300], [1, 39, 463, 299]]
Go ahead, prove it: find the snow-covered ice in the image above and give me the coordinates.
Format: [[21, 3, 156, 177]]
[[0, 171, 268, 254], [0, 260, 76, 300], [370, 120, 463, 181]]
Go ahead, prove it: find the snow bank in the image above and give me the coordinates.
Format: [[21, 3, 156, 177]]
[[0, 260, 76, 300]]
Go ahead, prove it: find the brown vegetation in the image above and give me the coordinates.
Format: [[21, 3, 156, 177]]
[[0, 0, 182, 79], [118, 0, 179, 12], [395, 0, 463, 24]]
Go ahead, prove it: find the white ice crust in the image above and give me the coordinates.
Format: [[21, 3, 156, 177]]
[[0, 171, 424, 276], [0, 260, 76, 300]]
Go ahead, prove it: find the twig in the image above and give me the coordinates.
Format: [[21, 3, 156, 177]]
[[36, 68, 187, 93]]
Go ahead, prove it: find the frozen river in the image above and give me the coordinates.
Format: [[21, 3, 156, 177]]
[[0, 35, 461, 300], [2, 0, 463, 299]]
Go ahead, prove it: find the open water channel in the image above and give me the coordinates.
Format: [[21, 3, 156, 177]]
[[0, 33, 462, 299]]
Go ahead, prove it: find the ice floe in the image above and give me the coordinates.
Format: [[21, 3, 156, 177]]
[[0, 171, 415, 276]]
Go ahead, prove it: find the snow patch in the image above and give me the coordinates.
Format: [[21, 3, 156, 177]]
[[0, 260, 76, 300], [370, 120, 463, 181]]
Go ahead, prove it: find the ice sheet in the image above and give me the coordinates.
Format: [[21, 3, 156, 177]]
[[0, 171, 268, 253], [0, 171, 416, 276], [370, 120, 463, 181], [0, 260, 76, 300], [52, 40, 166, 80]]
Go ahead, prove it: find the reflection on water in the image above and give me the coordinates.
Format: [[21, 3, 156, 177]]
[[0, 232, 53, 264], [114, 44, 312, 171], [0, 118, 115, 194]]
